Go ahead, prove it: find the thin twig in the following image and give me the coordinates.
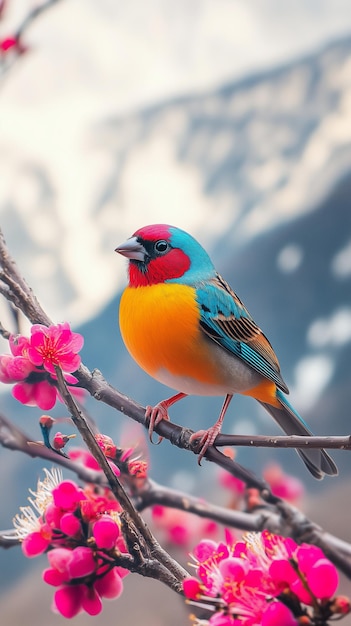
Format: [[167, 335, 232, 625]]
[[0, 412, 108, 485], [15, 0, 63, 41], [215, 432, 351, 450]]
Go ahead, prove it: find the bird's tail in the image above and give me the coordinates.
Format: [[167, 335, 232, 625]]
[[259, 389, 338, 479]]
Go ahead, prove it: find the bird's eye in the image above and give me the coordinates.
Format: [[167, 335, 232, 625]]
[[154, 240, 169, 254]]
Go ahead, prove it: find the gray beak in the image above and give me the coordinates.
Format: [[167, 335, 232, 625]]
[[115, 236, 147, 262]]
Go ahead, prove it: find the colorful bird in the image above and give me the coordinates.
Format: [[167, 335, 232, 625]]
[[116, 224, 337, 478]]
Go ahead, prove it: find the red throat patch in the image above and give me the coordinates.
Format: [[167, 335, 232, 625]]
[[128, 248, 191, 286]]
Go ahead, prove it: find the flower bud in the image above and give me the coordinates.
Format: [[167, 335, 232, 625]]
[[93, 515, 120, 549]]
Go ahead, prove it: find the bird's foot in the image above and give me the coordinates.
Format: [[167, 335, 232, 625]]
[[145, 392, 187, 445], [190, 424, 221, 465], [145, 401, 170, 444]]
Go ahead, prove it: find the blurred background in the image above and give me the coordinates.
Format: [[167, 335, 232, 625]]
[[1, 0, 351, 623]]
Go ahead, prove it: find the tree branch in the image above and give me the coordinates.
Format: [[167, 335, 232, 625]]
[[216, 432, 351, 450], [15, 0, 63, 41]]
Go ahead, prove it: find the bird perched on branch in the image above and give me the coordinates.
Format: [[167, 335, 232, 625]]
[[116, 224, 337, 479]]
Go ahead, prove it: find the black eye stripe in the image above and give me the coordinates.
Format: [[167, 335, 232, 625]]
[[135, 237, 170, 261]]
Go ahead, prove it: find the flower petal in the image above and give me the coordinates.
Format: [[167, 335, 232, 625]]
[[53, 585, 83, 618]]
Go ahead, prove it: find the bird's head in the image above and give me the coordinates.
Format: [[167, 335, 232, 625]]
[[115, 224, 215, 286]]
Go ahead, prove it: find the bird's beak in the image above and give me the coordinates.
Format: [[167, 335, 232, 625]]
[[115, 236, 146, 262]]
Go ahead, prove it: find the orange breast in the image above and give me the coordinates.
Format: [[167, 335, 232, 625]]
[[119, 283, 221, 385], [242, 378, 280, 407]]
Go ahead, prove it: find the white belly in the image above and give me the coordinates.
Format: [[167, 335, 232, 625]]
[[155, 337, 263, 396]]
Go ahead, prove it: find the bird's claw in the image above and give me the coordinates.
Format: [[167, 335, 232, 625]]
[[145, 402, 170, 444], [190, 425, 221, 465]]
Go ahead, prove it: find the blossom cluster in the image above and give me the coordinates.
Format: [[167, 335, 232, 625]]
[[0, 323, 84, 410], [183, 530, 349, 626], [13, 468, 130, 618], [69, 434, 149, 485]]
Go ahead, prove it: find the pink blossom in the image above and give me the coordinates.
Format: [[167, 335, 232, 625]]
[[47, 548, 73, 577], [94, 568, 123, 599], [14, 469, 131, 618], [306, 558, 339, 599], [263, 463, 304, 503], [0, 354, 33, 382], [52, 480, 84, 510], [53, 432, 68, 450], [93, 515, 120, 550], [217, 448, 246, 502], [68, 546, 96, 579], [218, 556, 248, 583], [183, 530, 344, 625], [13, 378, 57, 410], [269, 558, 297, 588], [119, 447, 134, 462], [128, 457, 148, 480], [218, 471, 246, 495], [261, 602, 298, 626], [9, 334, 30, 356], [0, 36, 18, 52], [95, 433, 117, 458], [53, 585, 85, 619], [0, 326, 84, 410], [28, 322, 83, 374], [52, 432, 76, 451], [22, 530, 51, 557], [296, 544, 325, 572], [59, 513, 81, 537], [183, 576, 202, 599], [331, 596, 351, 615], [0, 34, 26, 55], [290, 577, 313, 605], [45, 503, 64, 528], [69, 447, 101, 470], [80, 485, 122, 521], [39, 414, 55, 428], [110, 461, 121, 476], [81, 586, 102, 616], [43, 567, 69, 587]]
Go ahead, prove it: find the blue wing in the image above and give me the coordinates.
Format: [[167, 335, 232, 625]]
[[196, 273, 289, 393]]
